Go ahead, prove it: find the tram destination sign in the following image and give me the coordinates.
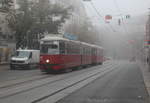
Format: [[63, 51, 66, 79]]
[[63, 33, 78, 40]]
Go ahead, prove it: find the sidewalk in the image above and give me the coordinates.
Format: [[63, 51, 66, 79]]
[[0, 62, 9, 71], [139, 62, 150, 102], [0, 62, 9, 65]]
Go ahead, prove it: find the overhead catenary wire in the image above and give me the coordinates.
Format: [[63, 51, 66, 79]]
[[89, 1, 117, 32], [113, 0, 129, 35], [84, 0, 133, 56], [89, 0, 130, 44], [112, 0, 138, 53], [83, 1, 112, 34], [112, 0, 137, 49], [84, 0, 128, 44]]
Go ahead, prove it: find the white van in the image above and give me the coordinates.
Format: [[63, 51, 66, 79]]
[[10, 49, 40, 69]]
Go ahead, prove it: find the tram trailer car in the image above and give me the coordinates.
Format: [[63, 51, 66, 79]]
[[40, 36, 104, 73]]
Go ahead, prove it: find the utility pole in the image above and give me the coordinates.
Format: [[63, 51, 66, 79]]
[[148, 8, 150, 42], [147, 8, 150, 71]]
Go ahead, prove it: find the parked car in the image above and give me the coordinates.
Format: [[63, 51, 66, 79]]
[[10, 49, 40, 69]]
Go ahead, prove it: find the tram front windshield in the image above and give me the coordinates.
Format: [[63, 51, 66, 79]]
[[41, 42, 59, 54]]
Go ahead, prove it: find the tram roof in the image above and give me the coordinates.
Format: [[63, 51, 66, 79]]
[[41, 36, 81, 44], [41, 36, 103, 49], [81, 42, 103, 49], [92, 45, 103, 49], [81, 42, 93, 47], [41, 36, 69, 41], [17, 49, 40, 52]]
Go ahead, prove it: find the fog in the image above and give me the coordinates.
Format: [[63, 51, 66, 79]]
[[83, 0, 149, 60], [84, 0, 150, 16]]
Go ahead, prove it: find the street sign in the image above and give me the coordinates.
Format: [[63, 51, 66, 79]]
[[63, 33, 78, 40], [126, 15, 130, 19], [105, 15, 112, 24], [105, 15, 112, 20]]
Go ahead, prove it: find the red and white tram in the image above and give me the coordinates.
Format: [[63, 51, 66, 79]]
[[40, 36, 104, 73]]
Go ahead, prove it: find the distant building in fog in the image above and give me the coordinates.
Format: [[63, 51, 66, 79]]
[[51, 0, 87, 35]]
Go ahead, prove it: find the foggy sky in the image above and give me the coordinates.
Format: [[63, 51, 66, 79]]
[[83, 0, 149, 59], [84, 0, 150, 18]]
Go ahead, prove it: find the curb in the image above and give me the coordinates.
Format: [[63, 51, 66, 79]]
[[0, 62, 9, 65], [138, 62, 150, 102]]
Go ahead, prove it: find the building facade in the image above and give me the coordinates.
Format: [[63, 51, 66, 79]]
[[52, 0, 87, 35], [0, 0, 16, 64], [143, 14, 150, 69]]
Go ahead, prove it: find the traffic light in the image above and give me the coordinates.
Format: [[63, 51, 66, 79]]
[[126, 15, 130, 19]]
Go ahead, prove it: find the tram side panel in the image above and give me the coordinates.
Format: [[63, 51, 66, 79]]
[[91, 47, 97, 65], [96, 48, 103, 64], [81, 44, 92, 66], [62, 41, 81, 69]]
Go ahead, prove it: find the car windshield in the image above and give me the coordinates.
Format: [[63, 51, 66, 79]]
[[14, 51, 31, 58]]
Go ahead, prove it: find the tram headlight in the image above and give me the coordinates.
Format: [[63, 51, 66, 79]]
[[46, 59, 50, 63]]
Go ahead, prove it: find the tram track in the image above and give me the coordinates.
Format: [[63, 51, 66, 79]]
[[0, 75, 52, 89], [0, 61, 115, 100], [32, 63, 119, 103], [0, 61, 112, 90]]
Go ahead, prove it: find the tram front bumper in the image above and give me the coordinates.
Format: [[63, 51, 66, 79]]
[[40, 64, 63, 72]]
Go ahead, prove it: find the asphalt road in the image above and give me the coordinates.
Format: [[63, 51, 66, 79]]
[[56, 62, 149, 103], [0, 65, 41, 83], [0, 61, 114, 103]]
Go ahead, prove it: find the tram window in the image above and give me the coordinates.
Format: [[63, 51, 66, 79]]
[[86, 48, 88, 55], [41, 45, 48, 54], [83, 48, 87, 55], [86, 47, 89, 55], [72, 43, 77, 54], [83, 48, 85, 55], [66, 43, 70, 54], [92, 48, 96, 55], [59, 42, 65, 54], [95, 49, 97, 55], [50, 45, 58, 49], [97, 50, 100, 56], [89, 48, 91, 55], [41, 44, 59, 54], [66, 42, 80, 55], [73, 43, 79, 54], [66, 43, 72, 55], [76, 45, 80, 54]]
